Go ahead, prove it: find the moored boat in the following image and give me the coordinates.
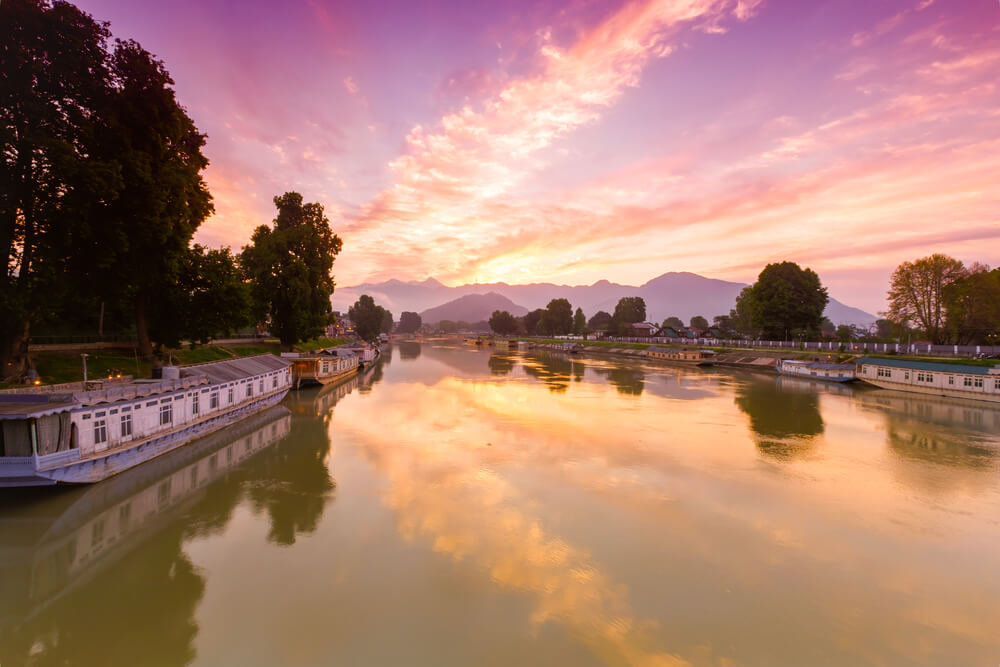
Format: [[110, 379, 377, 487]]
[[0, 355, 292, 487], [283, 347, 359, 388], [777, 359, 857, 382], [856, 356, 1000, 403], [646, 347, 716, 366]]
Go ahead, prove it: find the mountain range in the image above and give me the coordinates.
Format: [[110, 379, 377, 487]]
[[331, 272, 877, 327]]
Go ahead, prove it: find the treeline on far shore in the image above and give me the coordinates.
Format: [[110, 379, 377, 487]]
[[462, 257, 998, 346]]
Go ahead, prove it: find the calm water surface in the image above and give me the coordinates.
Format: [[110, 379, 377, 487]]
[[2, 343, 1000, 666]]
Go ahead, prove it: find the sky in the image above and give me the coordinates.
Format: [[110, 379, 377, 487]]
[[75, 0, 1000, 313]]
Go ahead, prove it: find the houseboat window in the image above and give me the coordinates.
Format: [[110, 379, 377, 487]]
[[110, 408, 118, 415], [122, 406, 131, 412], [210, 393, 219, 409], [904, 372, 910, 380], [247, 384, 253, 397], [995, 380, 1000, 391], [146, 401, 157, 407], [927, 374, 933, 382], [322, 362, 330, 374], [948, 377, 954, 385], [121, 413, 132, 438], [94, 419, 108, 445], [272, 376, 278, 388], [192, 394, 199, 415], [82, 413, 91, 420], [159, 403, 173, 426], [917, 373, 924, 382], [964, 377, 973, 387], [259, 379, 264, 393], [228, 387, 234, 404], [1, 421, 34, 457], [974, 377, 984, 388]]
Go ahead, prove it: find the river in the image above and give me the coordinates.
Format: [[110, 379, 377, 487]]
[[2, 342, 999, 666]]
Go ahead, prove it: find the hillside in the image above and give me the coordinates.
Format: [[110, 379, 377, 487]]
[[335, 272, 878, 327], [420, 292, 529, 324]]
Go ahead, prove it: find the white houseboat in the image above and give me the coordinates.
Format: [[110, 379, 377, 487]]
[[856, 357, 1000, 404], [0, 355, 292, 487], [777, 360, 857, 382], [283, 347, 359, 388]]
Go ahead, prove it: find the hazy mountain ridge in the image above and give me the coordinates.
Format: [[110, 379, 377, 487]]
[[419, 292, 529, 323], [333, 272, 877, 327]]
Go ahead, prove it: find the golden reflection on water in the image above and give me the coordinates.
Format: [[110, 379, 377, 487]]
[[338, 346, 1000, 665], [2, 346, 999, 666]]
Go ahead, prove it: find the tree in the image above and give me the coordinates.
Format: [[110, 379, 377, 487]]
[[437, 320, 457, 334], [943, 265, 1000, 344], [573, 308, 587, 335], [523, 309, 545, 336], [744, 262, 828, 339], [396, 312, 422, 334], [712, 314, 734, 336], [662, 316, 684, 330], [242, 192, 342, 349], [886, 254, 966, 344], [348, 295, 386, 343], [380, 309, 394, 334], [730, 286, 757, 338], [613, 297, 646, 328], [874, 319, 896, 340], [543, 298, 574, 336], [489, 310, 519, 336], [588, 311, 612, 332], [835, 324, 855, 342], [690, 315, 709, 330], [80, 39, 215, 359], [2, 0, 114, 378], [153, 245, 250, 348], [820, 317, 836, 337]]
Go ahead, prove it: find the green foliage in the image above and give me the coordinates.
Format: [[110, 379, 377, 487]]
[[741, 262, 828, 340], [587, 310, 612, 331], [573, 307, 587, 335], [348, 294, 387, 342], [690, 315, 709, 330], [542, 298, 574, 336], [613, 297, 647, 334], [662, 316, 684, 330], [437, 320, 457, 334], [241, 192, 342, 348], [820, 317, 835, 337], [943, 265, 1000, 344], [523, 309, 546, 335], [380, 309, 394, 334], [489, 310, 519, 336], [294, 337, 350, 352], [835, 324, 855, 342], [886, 254, 966, 344], [397, 312, 422, 334]]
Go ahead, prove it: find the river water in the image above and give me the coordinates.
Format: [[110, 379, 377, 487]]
[[2, 343, 999, 666]]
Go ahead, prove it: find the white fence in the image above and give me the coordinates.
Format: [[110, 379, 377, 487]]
[[600, 337, 1000, 359]]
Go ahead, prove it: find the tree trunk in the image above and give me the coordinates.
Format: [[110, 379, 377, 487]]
[[135, 298, 154, 361], [0, 319, 31, 383]]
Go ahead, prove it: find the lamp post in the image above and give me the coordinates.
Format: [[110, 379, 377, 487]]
[[81, 353, 89, 384]]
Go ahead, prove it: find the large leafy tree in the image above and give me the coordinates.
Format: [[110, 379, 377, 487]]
[[489, 310, 518, 336], [886, 254, 967, 344], [690, 315, 709, 330], [573, 307, 587, 335], [742, 262, 828, 340], [523, 309, 545, 335], [943, 265, 1000, 344], [396, 311, 422, 334], [661, 316, 684, 330], [1, 0, 114, 378], [348, 295, 386, 343], [242, 192, 342, 349], [542, 298, 574, 336], [153, 245, 250, 348], [380, 309, 394, 335]]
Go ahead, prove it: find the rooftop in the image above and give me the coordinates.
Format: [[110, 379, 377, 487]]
[[857, 356, 999, 376]]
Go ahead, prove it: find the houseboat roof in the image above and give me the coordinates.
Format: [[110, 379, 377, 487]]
[[857, 356, 999, 375], [187, 354, 291, 384], [0, 395, 80, 419]]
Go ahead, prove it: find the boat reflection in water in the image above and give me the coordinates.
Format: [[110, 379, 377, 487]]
[[0, 406, 292, 664]]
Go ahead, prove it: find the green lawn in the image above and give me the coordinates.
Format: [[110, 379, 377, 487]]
[[293, 337, 351, 352]]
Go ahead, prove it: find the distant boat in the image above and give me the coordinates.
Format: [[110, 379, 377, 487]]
[[0, 355, 293, 487], [777, 359, 856, 382], [646, 347, 716, 366], [560, 342, 583, 354]]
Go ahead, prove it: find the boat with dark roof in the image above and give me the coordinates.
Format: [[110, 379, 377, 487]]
[[856, 356, 1000, 403], [777, 359, 857, 383], [0, 355, 292, 487]]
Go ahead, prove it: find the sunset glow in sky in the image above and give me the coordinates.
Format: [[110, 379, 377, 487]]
[[76, 0, 1000, 312]]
